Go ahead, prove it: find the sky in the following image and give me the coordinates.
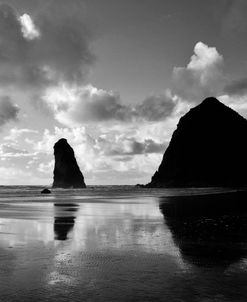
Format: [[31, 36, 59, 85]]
[[1, 0, 247, 185]]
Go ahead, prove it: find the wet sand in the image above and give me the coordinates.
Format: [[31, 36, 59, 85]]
[[0, 187, 247, 301]]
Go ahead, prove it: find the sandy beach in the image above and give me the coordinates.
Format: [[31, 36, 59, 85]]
[[0, 187, 247, 301]]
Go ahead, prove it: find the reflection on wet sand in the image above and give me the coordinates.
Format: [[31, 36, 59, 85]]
[[53, 203, 79, 241], [2, 189, 247, 301], [159, 191, 247, 267]]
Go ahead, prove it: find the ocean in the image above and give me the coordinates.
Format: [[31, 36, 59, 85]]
[[0, 186, 247, 302]]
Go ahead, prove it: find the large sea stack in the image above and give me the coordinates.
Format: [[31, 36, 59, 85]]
[[147, 97, 247, 187], [52, 138, 86, 188]]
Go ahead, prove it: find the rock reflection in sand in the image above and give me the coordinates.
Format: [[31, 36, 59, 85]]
[[159, 191, 247, 268], [0, 197, 179, 258], [53, 203, 79, 241]]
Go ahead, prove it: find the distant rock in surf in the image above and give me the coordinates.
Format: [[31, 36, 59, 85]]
[[41, 188, 51, 194], [52, 138, 86, 188], [135, 184, 145, 188], [147, 97, 247, 187]]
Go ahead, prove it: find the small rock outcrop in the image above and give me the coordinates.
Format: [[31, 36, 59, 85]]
[[52, 138, 86, 188], [147, 97, 247, 187], [135, 184, 145, 188], [41, 188, 51, 194]]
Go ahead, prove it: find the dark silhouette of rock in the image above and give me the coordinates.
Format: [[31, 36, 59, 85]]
[[147, 97, 247, 187], [159, 191, 247, 267], [41, 188, 51, 194], [52, 138, 86, 188]]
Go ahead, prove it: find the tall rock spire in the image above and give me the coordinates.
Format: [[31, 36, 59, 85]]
[[52, 138, 86, 188]]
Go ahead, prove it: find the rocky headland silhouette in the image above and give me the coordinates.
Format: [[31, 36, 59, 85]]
[[147, 97, 247, 187], [52, 138, 86, 188]]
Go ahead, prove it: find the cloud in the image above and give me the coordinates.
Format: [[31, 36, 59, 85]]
[[4, 128, 39, 141], [0, 2, 94, 87], [0, 144, 28, 154], [38, 160, 54, 174], [0, 143, 36, 158], [0, 1, 178, 129], [107, 138, 165, 156], [0, 4, 31, 85], [43, 84, 132, 126], [34, 126, 89, 154], [172, 42, 224, 102], [0, 96, 19, 126], [218, 94, 247, 119], [223, 78, 247, 96], [0, 167, 32, 184], [135, 92, 176, 121], [19, 13, 40, 40], [33, 0, 95, 84], [43, 84, 177, 126]]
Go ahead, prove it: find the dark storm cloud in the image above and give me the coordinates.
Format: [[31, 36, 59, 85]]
[[0, 96, 19, 126], [0, 1, 177, 125], [224, 78, 247, 96], [135, 94, 176, 121], [108, 138, 165, 156], [0, 1, 94, 87], [34, 0, 94, 83]]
